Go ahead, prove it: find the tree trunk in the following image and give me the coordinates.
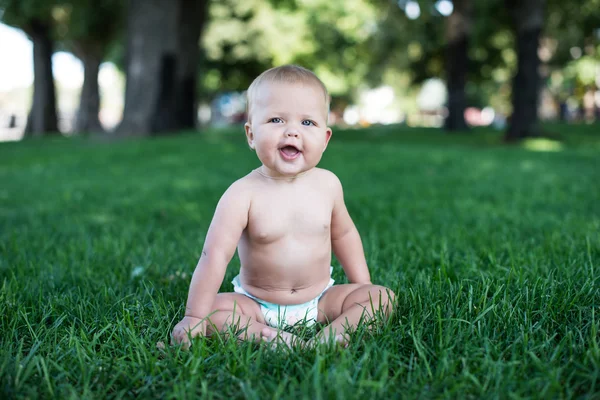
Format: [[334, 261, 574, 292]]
[[116, 0, 176, 136], [444, 0, 471, 132], [174, 0, 208, 131], [505, 0, 546, 142], [117, 0, 207, 136], [24, 19, 59, 137], [74, 45, 104, 133]]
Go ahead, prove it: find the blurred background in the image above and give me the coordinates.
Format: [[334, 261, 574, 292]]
[[0, 0, 599, 143]]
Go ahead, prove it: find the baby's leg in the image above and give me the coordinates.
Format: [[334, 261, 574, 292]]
[[206, 293, 271, 342], [207, 293, 303, 347], [315, 284, 395, 345]]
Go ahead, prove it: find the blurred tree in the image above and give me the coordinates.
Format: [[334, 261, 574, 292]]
[[0, 0, 59, 136], [199, 0, 377, 104], [545, 0, 600, 68], [504, 0, 546, 141], [54, 0, 124, 134], [543, 0, 600, 121], [293, 0, 378, 98], [198, 0, 290, 99], [117, 0, 208, 136], [365, 0, 473, 129], [468, 0, 513, 116], [444, 0, 471, 130], [364, 1, 438, 87]]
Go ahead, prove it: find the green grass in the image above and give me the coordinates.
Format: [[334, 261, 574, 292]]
[[1, 125, 599, 399]]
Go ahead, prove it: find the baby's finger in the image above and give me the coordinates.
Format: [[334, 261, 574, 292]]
[[176, 331, 191, 349], [171, 328, 184, 345], [171, 328, 193, 349]]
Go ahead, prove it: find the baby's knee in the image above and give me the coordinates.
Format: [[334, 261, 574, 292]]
[[211, 293, 246, 314], [382, 286, 396, 304], [368, 285, 396, 311], [206, 294, 253, 333]]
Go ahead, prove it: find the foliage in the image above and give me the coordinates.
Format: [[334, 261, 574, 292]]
[[366, 0, 444, 83], [292, 0, 378, 96], [0, 0, 124, 61], [543, 0, 600, 102], [1, 125, 599, 398], [199, 0, 378, 100], [200, 0, 293, 97], [0, 0, 58, 33], [1, 0, 598, 113], [366, 0, 600, 113], [52, 0, 124, 55], [545, 0, 600, 67], [365, 0, 517, 111]]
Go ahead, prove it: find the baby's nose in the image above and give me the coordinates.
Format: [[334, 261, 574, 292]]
[[285, 130, 299, 138]]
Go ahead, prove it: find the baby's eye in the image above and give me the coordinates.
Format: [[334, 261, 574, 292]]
[[302, 120, 315, 126], [269, 117, 283, 123]]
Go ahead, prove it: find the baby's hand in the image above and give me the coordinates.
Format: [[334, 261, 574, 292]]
[[171, 316, 206, 349]]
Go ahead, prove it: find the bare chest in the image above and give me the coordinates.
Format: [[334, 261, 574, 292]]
[[247, 189, 333, 243]]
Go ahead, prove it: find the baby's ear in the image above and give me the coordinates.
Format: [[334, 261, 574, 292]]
[[322, 127, 332, 152], [244, 122, 255, 150]]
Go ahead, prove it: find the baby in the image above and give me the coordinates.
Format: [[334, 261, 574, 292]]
[[171, 65, 395, 348]]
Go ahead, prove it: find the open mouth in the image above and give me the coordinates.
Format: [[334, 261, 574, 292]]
[[279, 145, 301, 160]]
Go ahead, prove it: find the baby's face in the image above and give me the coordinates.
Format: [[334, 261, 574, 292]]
[[245, 82, 332, 178]]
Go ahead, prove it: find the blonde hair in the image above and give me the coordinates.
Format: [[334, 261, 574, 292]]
[[246, 65, 330, 120]]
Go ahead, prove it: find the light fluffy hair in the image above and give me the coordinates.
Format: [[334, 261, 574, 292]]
[[246, 65, 330, 121]]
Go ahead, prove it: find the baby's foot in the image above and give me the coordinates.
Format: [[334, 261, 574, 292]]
[[308, 333, 349, 349], [260, 328, 305, 350]]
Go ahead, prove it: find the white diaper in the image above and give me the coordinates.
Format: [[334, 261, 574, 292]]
[[231, 267, 334, 328]]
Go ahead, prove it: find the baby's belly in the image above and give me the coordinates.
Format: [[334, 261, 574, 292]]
[[238, 241, 332, 305], [240, 275, 331, 305]]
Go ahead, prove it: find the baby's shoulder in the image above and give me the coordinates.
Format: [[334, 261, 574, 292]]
[[220, 174, 256, 203], [226, 174, 256, 194], [310, 168, 344, 197], [311, 168, 342, 187]]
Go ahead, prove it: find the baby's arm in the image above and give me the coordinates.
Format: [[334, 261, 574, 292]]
[[329, 173, 371, 284], [172, 180, 250, 344]]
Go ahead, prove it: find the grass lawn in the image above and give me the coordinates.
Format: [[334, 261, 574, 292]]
[[1, 124, 599, 398]]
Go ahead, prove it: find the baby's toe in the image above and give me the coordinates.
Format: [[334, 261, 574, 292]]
[[260, 328, 277, 342], [334, 334, 349, 348], [312, 333, 349, 349]]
